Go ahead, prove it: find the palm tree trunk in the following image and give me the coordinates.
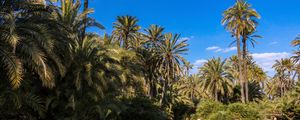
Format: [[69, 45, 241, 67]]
[[280, 77, 284, 97], [215, 89, 218, 101], [160, 78, 167, 106], [149, 78, 153, 98], [242, 38, 249, 102], [280, 84, 284, 97], [149, 71, 153, 99], [237, 35, 245, 103], [124, 35, 129, 49], [149, 75, 157, 99], [82, 0, 88, 39], [191, 89, 194, 101]]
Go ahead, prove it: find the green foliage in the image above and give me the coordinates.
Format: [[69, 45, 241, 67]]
[[207, 111, 234, 120], [192, 100, 225, 119], [192, 101, 261, 120], [172, 102, 195, 120], [118, 97, 168, 120], [1, 0, 300, 120], [227, 103, 260, 120], [199, 57, 234, 101]]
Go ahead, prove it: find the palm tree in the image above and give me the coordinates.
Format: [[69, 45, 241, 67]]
[[82, 0, 89, 38], [0, 0, 61, 88], [241, 30, 261, 102], [155, 33, 188, 105], [291, 35, 300, 81], [177, 74, 205, 105], [144, 24, 165, 46], [199, 58, 233, 101], [141, 24, 165, 98], [227, 56, 240, 85], [112, 16, 141, 49], [291, 35, 300, 47], [0, 90, 46, 119], [249, 64, 266, 86], [272, 58, 294, 97], [222, 0, 260, 103]]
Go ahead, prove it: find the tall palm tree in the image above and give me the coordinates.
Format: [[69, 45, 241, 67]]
[[141, 24, 165, 98], [49, 0, 104, 73], [155, 33, 188, 105], [272, 58, 294, 97], [82, 0, 89, 38], [199, 58, 233, 101], [241, 30, 261, 102], [112, 16, 141, 49], [222, 0, 260, 103], [144, 24, 165, 46]]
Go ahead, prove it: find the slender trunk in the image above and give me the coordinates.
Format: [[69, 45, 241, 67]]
[[237, 35, 245, 103], [124, 35, 129, 49], [159, 78, 167, 106], [280, 83, 284, 97], [148, 81, 153, 99], [82, 0, 88, 39], [280, 76, 284, 97], [149, 75, 157, 99], [215, 89, 218, 101], [154, 83, 157, 97], [242, 38, 249, 102], [149, 75, 153, 98]]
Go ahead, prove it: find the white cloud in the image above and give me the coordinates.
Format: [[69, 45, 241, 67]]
[[194, 59, 207, 66], [251, 52, 291, 73], [190, 52, 291, 75], [269, 41, 278, 45], [222, 47, 237, 53], [206, 46, 236, 53], [191, 59, 207, 74], [180, 36, 194, 41], [206, 46, 220, 51]]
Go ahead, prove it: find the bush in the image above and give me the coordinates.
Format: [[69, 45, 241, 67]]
[[118, 97, 168, 120], [208, 111, 234, 120], [227, 103, 260, 120], [172, 102, 195, 120], [191, 100, 225, 119], [191, 100, 262, 120]]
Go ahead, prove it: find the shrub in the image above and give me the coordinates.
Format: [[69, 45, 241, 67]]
[[118, 97, 167, 120], [191, 100, 225, 119], [227, 103, 260, 120], [191, 101, 262, 120], [207, 111, 234, 120]]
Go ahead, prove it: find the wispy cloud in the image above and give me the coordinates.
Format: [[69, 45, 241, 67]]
[[206, 46, 220, 51], [222, 47, 237, 53], [194, 59, 207, 66], [206, 46, 236, 53], [269, 41, 278, 45], [180, 36, 194, 41], [251, 52, 291, 74], [190, 59, 207, 74]]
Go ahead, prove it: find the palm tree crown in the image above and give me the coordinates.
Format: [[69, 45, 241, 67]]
[[113, 15, 141, 49], [199, 58, 233, 101]]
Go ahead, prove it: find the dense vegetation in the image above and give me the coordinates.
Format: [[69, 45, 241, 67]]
[[0, 0, 299, 120]]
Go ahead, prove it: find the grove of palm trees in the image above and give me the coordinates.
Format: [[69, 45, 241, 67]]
[[0, 0, 299, 120]]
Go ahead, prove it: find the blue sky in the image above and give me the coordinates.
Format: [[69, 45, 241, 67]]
[[88, 0, 300, 75]]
